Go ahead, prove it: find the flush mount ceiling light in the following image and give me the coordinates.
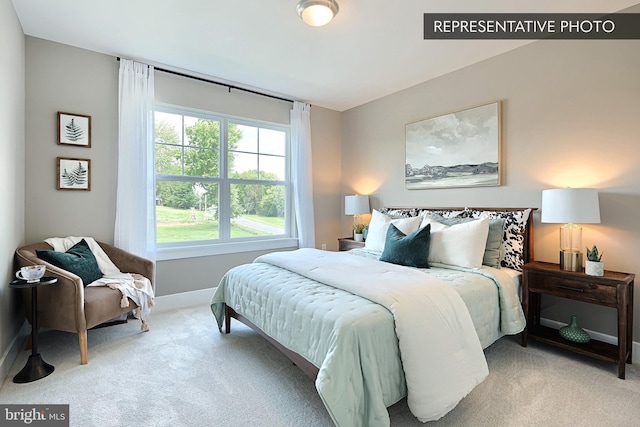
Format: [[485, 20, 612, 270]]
[[296, 0, 339, 27]]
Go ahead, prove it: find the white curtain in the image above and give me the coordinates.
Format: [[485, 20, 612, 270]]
[[114, 59, 156, 259], [290, 101, 316, 248]]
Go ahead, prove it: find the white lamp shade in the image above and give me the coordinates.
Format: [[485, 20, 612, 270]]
[[345, 195, 370, 216], [541, 188, 601, 224]]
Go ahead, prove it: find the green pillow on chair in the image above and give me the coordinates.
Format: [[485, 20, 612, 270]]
[[37, 239, 103, 286], [379, 223, 431, 268]]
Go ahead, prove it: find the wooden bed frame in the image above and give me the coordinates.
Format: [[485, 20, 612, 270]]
[[225, 306, 320, 379], [224, 207, 537, 381]]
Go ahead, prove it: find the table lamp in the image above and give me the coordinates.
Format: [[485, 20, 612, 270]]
[[541, 188, 601, 271], [345, 195, 370, 235]]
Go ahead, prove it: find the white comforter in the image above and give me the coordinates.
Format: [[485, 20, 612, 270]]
[[256, 248, 489, 422]]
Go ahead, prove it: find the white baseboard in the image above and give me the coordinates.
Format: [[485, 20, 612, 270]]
[[540, 317, 640, 364], [0, 321, 30, 385], [153, 287, 216, 312]]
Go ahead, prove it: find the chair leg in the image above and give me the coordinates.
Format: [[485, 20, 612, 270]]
[[79, 330, 88, 365]]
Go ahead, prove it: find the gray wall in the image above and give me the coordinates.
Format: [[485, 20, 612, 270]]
[[24, 37, 343, 298], [25, 38, 119, 243], [310, 106, 343, 248], [341, 36, 640, 339], [0, 1, 26, 379]]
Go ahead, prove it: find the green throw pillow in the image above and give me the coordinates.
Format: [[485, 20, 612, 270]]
[[379, 223, 431, 268], [427, 214, 505, 268], [37, 239, 103, 286]]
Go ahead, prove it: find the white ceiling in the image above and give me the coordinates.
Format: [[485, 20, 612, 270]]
[[12, 0, 640, 111]]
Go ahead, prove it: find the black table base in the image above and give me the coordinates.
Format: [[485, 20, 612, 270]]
[[9, 276, 58, 383], [13, 353, 54, 383]]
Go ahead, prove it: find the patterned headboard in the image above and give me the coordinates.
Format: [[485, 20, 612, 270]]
[[382, 207, 536, 271]]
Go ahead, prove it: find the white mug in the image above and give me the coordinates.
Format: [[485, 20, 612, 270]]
[[16, 265, 46, 282]]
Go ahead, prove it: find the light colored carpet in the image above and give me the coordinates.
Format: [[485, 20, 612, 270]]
[[1, 304, 639, 427]]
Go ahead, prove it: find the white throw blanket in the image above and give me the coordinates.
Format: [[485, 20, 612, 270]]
[[256, 248, 489, 422], [44, 236, 154, 331]]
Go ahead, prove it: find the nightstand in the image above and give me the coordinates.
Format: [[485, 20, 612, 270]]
[[521, 261, 634, 379], [338, 237, 365, 251]]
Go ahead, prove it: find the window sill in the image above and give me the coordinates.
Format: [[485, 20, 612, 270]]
[[155, 238, 299, 261]]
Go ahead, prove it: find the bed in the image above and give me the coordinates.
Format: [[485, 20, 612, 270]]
[[211, 207, 534, 426]]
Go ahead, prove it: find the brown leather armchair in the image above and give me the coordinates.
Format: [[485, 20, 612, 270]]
[[15, 241, 155, 365]]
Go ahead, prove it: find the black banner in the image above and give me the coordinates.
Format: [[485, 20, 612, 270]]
[[424, 13, 640, 40]]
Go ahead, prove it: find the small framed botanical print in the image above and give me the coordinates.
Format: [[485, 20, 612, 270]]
[[57, 157, 91, 191], [58, 112, 91, 147]]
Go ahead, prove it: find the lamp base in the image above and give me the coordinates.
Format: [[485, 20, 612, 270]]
[[560, 250, 582, 272]]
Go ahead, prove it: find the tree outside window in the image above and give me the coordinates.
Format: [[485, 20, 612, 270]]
[[154, 108, 289, 246]]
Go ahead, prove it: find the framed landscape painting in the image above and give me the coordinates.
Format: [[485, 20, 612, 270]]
[[58, 112, 91, 147], [57, 157, 91, 191], [405, 101, 501, 189]]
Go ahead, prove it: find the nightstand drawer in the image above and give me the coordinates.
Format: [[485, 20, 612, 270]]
[[528, 273, 617, 305]]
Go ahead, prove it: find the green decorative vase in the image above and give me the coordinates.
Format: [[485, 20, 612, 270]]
[[559, 315, 590, 344]]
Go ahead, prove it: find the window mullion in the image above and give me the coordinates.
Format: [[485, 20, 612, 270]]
[[181, 114, 185, 176], [285, 131, 295, 237], [218, 118, 230, 241]]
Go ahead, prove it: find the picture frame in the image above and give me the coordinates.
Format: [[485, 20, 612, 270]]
[[57, 157, 91, 191], [405, 100, 501, 189], [58, 112, 91, 147]]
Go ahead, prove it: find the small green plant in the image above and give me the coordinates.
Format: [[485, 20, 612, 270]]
[[353, 223, 366, 234], [586, 245, 603, 262]]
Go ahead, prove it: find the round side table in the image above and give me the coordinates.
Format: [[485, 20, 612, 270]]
[[9, 276, 57, 383]]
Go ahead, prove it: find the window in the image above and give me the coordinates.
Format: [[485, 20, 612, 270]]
[[154, 105, 294, 258]]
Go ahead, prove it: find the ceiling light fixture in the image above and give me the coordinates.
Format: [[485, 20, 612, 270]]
[[296, 0, 339, 27]]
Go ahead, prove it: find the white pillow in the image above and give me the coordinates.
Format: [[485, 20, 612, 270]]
[[419, 215, 447, 232], [365, 209, 422, 252], [426, 217, 490, 269]]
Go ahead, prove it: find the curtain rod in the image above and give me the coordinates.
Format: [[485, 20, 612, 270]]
[[117, 57, 295, 104]]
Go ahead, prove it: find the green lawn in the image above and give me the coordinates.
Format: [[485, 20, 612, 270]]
[[156, 206, 279, 242]]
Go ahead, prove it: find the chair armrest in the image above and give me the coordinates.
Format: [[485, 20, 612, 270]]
[[15, 243, 87, 333], [98, 242, 155, 289]]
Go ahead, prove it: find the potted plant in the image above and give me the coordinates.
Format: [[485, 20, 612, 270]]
[[353, 223, 366, 242], [585, 245, 604, 276]]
